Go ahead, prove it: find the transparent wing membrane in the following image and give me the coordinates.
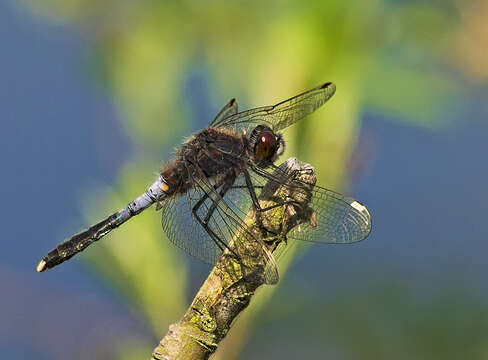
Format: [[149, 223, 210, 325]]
[[211, 82, 336, 132], [249, 164, 372, 244], [160, 167, 279, 285], [210, 98, 238, 127], [287, 187, 371, 244], [160, 157, 370, 285], [161, 187, 223, 265]]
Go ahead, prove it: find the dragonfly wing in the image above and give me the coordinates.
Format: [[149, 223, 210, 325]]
[[191, 174, 279, 285], [209, 98, 238, 127], [159, 166, 279, 285], [160, 185, 223, 265], [249, 163, 372, 244], [210, 82, 336, 132], [287, 186, 372, 244]]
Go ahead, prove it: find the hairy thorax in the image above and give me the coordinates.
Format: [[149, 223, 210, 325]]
[[160, 128, 249, 196]]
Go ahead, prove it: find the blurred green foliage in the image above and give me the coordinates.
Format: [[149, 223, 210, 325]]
[[16, 0, 487, 358], [244, 280, 488, 360]]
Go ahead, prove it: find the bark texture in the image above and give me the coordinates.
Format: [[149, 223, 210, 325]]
[[152, 158, 316, 360]]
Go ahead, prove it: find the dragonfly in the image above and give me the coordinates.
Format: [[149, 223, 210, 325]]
[[36, 82, 372, 284]]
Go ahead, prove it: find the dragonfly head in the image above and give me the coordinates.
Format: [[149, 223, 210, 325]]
[[248, 125, 285, 167]]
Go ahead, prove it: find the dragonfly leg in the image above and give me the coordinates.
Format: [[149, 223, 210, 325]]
[[192, 180, 274, 283], [191, 179, 236, 255], [242, 169, 303, 245], [203, 182, 233, 224], [243, 169, 297, 213]]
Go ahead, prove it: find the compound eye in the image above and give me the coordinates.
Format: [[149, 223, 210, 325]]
[[255, 130, 277, 163]]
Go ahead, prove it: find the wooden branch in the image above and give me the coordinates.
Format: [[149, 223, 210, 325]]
[[151, 157, 317, 360]]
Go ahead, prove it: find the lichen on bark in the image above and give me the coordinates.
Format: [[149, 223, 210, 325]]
[[152, 157, 317, 360]]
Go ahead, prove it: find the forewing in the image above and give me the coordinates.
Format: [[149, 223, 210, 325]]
[[288, 186, 372, 244], [210, 82, 336, 132], [249, 164, 371, 244]]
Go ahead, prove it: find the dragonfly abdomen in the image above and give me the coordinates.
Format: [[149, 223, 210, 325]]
[[37, 177, 168, 272]]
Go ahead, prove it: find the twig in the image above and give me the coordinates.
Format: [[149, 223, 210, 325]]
[[151, 157, 317, 360]]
